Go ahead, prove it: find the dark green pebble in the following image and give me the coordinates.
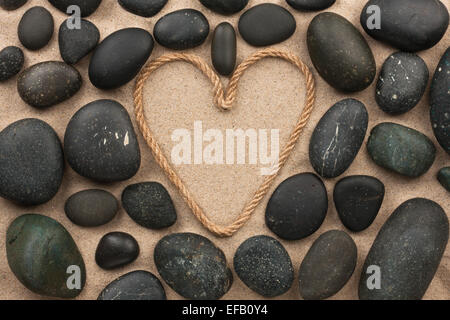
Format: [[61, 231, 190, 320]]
[[211, 22, 236, 76], [437, 167, 450, 191]]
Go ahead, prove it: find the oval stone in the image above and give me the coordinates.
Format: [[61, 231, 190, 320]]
[[233, 235, 294, 297], [238, 3, 296, 47], [48, 0, 102, 17], [359, 198, 449, 300], [437, 167, 450, 192], [309, 98, 368, 178], [307, 12, 376, 92], [334, 175, 385, 232], [6, 214, 86, 298], [265, 173, 328, 240], [118, 0, 167, 17], [65, 189, 118, 227], [299, 230, 357, 300], [367, 123, 436, 177], [286, 0, 336, 11], [0, 119, 64, 206], [430, 47, 450, 154], [376, 52, 429, 115], [89, 28, 154, 89], [95, 232, 140, 270], [0, 46, 24, 81], [98, 270, 166, 300], [360, 0, 449, 52], [211, 22, 236, 76], [17, 61, 82, 108], [154, 233, 233, 300], [64, 99, 141, 183], [122, 182, 177, 229], [18, 6, 54, 51], [199, 0, 248, 15], [0, 0, 27, 10]]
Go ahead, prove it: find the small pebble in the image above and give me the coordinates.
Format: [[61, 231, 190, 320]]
[[118, 0, 167, 17], [48, 0, 102, 17], [437, 167, 450, 192], [286, 0, 336, 11], [211, 22, 236, 76], [0, 46, 24, 81], [18, 6, 54, 51], [0, 0, 27, 10], [199, 0, 248, 15], [95, 232, 140, 270]]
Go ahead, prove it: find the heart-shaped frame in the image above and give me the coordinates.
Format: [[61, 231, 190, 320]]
[[133, 48, 316, 237]]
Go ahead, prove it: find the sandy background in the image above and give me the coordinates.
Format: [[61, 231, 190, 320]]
[[0, 0, 448, 300]]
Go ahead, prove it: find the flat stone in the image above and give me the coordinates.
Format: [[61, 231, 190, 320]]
[[309, 98, 368, 178], [118, 0, 167, 17], [48, 0, 102, 17], [154, 232, 232, 300], [361, 0, 449, 52], [122, 182, 177, 229], [359, 198, 449, 300], [0, 119, 64, 206], [437, 167, 450, 192], [64, 99, 141, 183], [89, 28, 153, 89], [233, 235, 294, 297], [0, 46, 24, 81], [65, 189, 118, 227], [430, 47, 450, 154], [95, 232, 140, 270], [59, 18, 100, 65], [17, 61, 82, 108], [376, 52, 429, 115], [211, 22, 236, 76], [154, 9, 210, 50], [307, 12, 376, 92], [0, 0, 27, 10], [299, 230, 357, 300], [98, 270, 166, 300], [334, 175, 385, 232], [6, 214, 86, 298], [199, 0, 248, 15], [367, 122, 436, 177], [18, 6, 54, 50], [238, 3, 296, 47], [265, 173, 328, 240], [286, 0, 336, 11]]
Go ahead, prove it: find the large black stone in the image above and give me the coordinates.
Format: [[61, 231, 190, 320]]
[[211, 22, 236, 76], [95, 232, 140, 270], [199, 0, 248, 15], [286, 0, 335, 11], [48, 0, 102, 17], [18, 6, 54, 51], [0, 46, 24, 81], [118, 0, 167, 17], [0, 0, 27, 10]]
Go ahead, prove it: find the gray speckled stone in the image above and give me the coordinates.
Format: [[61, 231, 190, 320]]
[[200, 0, 248, 15], [48, 0, 102, 17], [118, 0, 168, 17], [0, 0, 27, 10], [18, 6, 54, 51], [359, 198, 448, 300], [154, 232, 233, 300], [437, 167, 450, 192], [0, 46, 24, 81], [286, 0, 335, 11]]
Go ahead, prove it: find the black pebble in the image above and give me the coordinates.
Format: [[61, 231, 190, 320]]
[[238, 3, 296, 47], [0, 46, 24, 81], [265, 173, 328, 240], [334, 175, 385, 232], [0, 0, 27, 10], [59, 18, 100, 65], [95, 232, 140, 270], [0, 119, 64, 206], [118, 0, 167, 17], [48, 0, 102, 17], [286, 0, 335, 11], [233, 235, 294, 297], [211, 22, 236, 76], [154, 9, 210, 50], [437, 167, 450, 192], [18, 6, 54, 51], [98, 270, 166, 300], [199, 0, 248, 15]]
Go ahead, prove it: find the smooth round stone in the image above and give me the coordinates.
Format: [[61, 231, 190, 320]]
[[118, 0, 167, 17], [65, 189, 118, 227], [238, 3, 296, 47], [0, 46, 24, 81], [17, 61, 82, 108], [359, 198, 449, 300], [64, 99, 141, 183], [437, 167, 450, 192], [376, 52, 429, 115], [6, 214, 86, 298], [98, 270, 166, 300], [154, 9, 210, 50], [265, 173, 328, 240], [309, 98, 368, 178], [299, 230, 357, 300], [89, 28, 153, 89], [360, 0, 449, 52], [122, 182, 177, 229], [233, 235, 294, 297], [211, 22, 236, 76], [430, 47, 450, 154], [18, 6, 54, 51], [48, 0, 102, 17], [0, 0, 27, 10], [154, 232, 233, 300], [286, 0, 336, 11], [59, 18, 100, 65], [199, 0, 248, 15], [307, 12, 376, 92], [367, 123, 436, 177], [0, 119, 64, 206], [334, 175, 385, 232], [95, 232, 140, 270]]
